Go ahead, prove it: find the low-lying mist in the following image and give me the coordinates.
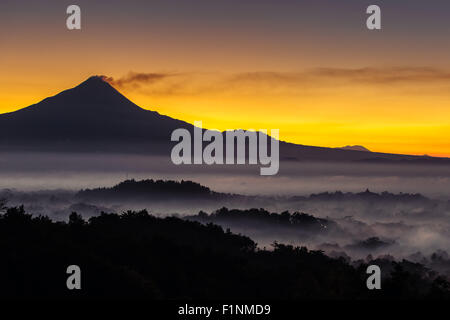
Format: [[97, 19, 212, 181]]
[[1, 152, 450, 197], [1, 152, 450, 278]]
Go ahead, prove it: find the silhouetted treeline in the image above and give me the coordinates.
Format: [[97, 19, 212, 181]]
[[0, 205, 449, 300], [346, 237, 394, 251], [75, 179, 432, 205], [187, 207, 337, 235], [76, 179, 236, 202], [291, 189, 430, 203]]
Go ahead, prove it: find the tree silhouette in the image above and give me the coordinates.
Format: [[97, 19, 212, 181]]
[[0, 206, 448, 300]]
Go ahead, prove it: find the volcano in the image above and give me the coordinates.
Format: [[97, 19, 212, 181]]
[[0, 76, 192, 153], [0, 76, 448, 163]]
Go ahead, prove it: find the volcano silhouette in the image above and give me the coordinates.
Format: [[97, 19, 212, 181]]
[[0, 76, 193, 153], [0, 76, 447, 163]]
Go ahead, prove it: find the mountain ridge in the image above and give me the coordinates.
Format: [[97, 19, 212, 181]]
[[0, 76, 448, 163]]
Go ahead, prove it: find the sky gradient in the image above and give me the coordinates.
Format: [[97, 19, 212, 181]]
[[1, 0, 450, 156]]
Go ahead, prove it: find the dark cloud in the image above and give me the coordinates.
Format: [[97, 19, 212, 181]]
[[104, 67, 450, 97]]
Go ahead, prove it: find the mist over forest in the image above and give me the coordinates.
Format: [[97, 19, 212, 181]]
[[1, 154, 450, 283], [2, 152, 450, 196]]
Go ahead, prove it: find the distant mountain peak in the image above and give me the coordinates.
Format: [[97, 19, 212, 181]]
[[339, 145, 371, 152]]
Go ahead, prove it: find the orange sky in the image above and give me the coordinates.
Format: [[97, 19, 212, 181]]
[[1, 0, 450, 157]]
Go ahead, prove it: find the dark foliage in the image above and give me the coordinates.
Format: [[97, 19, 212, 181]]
[[76, 179, 233, 202], [303, 189, 429, 203], [346, 237, 395, 251], [187, 207, 336, 235], [0, 206, 449, 300]]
